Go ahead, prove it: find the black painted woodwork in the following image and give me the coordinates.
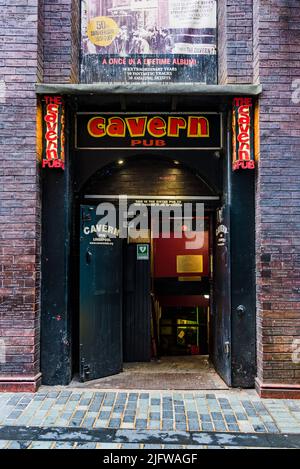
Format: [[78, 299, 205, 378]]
[[40, 94, 256, 387], [212, 205, 232, 386], [123, 243, 151, 362], [79, 205, 123, 381], [230, 170, 256, 387], [41, 170, 72, 385]]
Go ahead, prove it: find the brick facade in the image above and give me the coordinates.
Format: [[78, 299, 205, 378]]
[[0, 0, 79, 391], [43, 0, 80, 84], [218, 0, 253, 84], [254, 0, 300, 397], [0, 0, 41, 391], [0, 0, 299, 395], [219, 0, 300, 397]]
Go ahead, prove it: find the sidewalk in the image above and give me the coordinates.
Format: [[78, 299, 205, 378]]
[[0, 387, 300, 449]]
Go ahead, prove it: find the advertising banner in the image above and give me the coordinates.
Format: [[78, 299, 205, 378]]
[[76, 112, 222, 149], [81, 0, 217, 84]]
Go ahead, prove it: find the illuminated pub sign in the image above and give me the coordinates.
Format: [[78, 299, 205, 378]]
[[42, 96, 65, 169], [76, 112, 222, 149], [81, 0, 217, 84], [232, 97, 255, 171]]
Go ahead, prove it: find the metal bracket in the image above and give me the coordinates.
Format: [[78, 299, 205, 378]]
[[224, 341, 230, 356], [80, 359, 91, 381], [236, 304, 246, 316]]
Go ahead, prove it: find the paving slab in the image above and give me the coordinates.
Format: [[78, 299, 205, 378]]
[[0, 386, 300, 448]]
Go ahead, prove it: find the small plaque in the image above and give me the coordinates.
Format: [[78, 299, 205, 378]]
[[176, 255, 203, 273], [137, 244, 149, 260]]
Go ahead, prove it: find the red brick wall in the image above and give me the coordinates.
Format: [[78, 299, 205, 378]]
[[218, 0, 253, 84], [0, 0, 80, 390], [219, 0, 300, 393], [43, 0, 80, 83], [0, 0, 42, 389], [218, 0, 227, 84], [254, 0, 300, 389]]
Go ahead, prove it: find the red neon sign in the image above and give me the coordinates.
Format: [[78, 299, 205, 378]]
[[42, 96, 65, 170], [232, 97, 255, 171]]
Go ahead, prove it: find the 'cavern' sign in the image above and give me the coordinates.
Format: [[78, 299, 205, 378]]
[[76, 113, 222, 150], [232, 97, 255, 171], [42, 96, 65, 169]]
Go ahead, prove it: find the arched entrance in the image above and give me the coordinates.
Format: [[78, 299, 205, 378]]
[[77, 157, 230, 389]]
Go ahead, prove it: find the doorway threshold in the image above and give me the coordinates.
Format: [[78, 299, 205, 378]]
[[71, 356, 228, 390]]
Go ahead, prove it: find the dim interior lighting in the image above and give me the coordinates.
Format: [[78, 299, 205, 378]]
[[174, 160, 180, 165], [117, 159, 124, 165], [204, 294, 210, 299]]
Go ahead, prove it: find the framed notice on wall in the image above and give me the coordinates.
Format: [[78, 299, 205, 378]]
[[81, 0, 217, 84]]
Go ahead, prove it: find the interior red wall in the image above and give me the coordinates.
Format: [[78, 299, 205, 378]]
[[158, 295, 209, 307], [153, 231, 209, 278]]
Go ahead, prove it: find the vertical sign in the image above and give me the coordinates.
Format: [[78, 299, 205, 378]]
[[81, 0, 217, 84], [42, 96, 65, 170], [232, 97, 255, 171]]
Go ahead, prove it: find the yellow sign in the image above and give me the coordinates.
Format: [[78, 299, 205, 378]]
[[87, 16, 119, 47], [176, 255, 203, 274]]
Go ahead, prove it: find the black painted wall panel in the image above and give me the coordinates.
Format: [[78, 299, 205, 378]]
[[230, 170, 256, 387], [123, 244, 151, 362], [41, 170, 72, 385]]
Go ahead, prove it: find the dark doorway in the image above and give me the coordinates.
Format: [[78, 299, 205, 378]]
[[151, 216, 211, 359], [159, 306, 209, 356], [77, 157, 230, 387]]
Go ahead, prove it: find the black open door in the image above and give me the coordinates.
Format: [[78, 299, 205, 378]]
[[123, 243, 151, 362], [212, 205, 232, 386], [79, 205, 123, 381]]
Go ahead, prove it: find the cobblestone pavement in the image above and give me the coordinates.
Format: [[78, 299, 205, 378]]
[[0, 387, 299, 449]]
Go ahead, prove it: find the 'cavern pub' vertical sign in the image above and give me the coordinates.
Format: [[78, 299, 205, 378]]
[[232, 97, 255, 171], [42, 95, 65, 170]]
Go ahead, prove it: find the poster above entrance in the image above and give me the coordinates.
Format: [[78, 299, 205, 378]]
[[76, 112, 222, 149], [81, 0, 217, 84]]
